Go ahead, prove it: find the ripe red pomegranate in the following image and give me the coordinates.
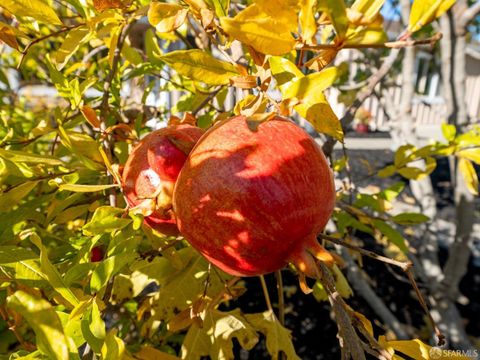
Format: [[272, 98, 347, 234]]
[[90, 246, 104, 262], [173, 116, 336, 277], [122, 125, 204, 235]]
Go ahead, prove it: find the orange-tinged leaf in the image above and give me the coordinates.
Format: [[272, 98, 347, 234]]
[[148, 2, 188, 33], [220, 4, 295, 56], [81, 106, 101, 128], [134, 346, 181, 360], [229, 75, 258, 89], [93, 0, 131, 12], [459, 158, 479, 195], [304, 48, 338, 71], [0, 22, 19, 50]]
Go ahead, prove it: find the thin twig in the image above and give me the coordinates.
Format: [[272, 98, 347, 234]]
[[259, 275, 273, 313], [207, 276, 240, 311], [18, 24, 83, 68], [296, 32, 442, 52], [192, 87, 223, 116], [317, 234, 412, 271], [274, 270, 285, 325], [405, 270, 445, 346]]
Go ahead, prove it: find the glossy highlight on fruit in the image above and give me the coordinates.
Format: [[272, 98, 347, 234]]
[[122, 124, 204, 235], [173, 116, 336, 277]]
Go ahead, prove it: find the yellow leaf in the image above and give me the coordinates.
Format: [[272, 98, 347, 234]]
[[387, 339, 472, 360], [459, 158, 479, 195], [148, 2, 188, 33], [0, 181, 39, 212], [317, 0, 348, 38], [268, 56, 304, 93], [283, 66, 338, 99], [58, 184, 119, 193], [345, 26, 387, 45], [255, 0, 298, 32], [220, 4, 295, 56], [408, 0, 455, 34], [304, 48, 339, 71], [458, 148, 480, 165], [134, 346, 181, 360], [350, 0, 385, 24], [54, 26, 92, 70], [0, 0, 62, 25], [160, 49, 240, 85], [299, 0, 318, 43], [0, 22, 19, 50], [295, 93, 343, 140]]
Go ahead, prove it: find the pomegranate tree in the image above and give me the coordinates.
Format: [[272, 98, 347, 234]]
[[173, 116, 336, 277], [122, 124, 203, 235]]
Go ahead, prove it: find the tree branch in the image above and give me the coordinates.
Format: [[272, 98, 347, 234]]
[[459, 1, 480, 29]]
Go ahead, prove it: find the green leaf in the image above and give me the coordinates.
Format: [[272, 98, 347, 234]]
[[83, 206, 132, 236], [22, 230, 80, 308], [101, 329, 125, 360], [148, 2, 188, 33], [0, 148, 63, 165], [181, 309, 259, 360], [372, 220, 408, 253], [458, 158, 479, 195], [0, 0, 63, 25], [380, 182, 405, 201], [245, 310, 300, 360], [160, 49, 240, 85], [205, 0, 230, 17], [441, 123, 456, 142], [313, 265, 352, 302], [142, 248, 230, 322], [53, 26, 92, 70], [90, 252, 134, 293], [220, 4, 295, 56], [0, 246, 37, 264], [392, 213, 430, 225], [0, 181, 39, 212], [58, 183, 119, 193], [317, 0, 348, 38], [7, 291, 70, 360], [81, 301, 106, 353]]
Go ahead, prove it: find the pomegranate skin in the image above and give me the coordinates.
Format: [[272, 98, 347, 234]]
[[173, 116, 335, 276], [122, 125, 204, 235]]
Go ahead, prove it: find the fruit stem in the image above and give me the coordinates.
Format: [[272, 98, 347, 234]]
[[259, 275, 274, 313]]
